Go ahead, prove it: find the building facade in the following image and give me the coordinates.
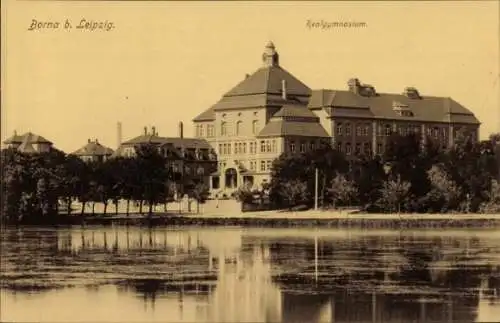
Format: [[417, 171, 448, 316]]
[[71, 139, 114, 162], [193, 42, 481, 196], [113, 125, 217, 194], [3, 131, 54, 153]]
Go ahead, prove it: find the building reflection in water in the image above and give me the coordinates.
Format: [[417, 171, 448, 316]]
[[2, 227, 499, 322]]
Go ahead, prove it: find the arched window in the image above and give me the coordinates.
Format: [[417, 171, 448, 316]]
[[236, 121, 242, 136], [221, 121, 227, 136], [252, 120, 259, 135]]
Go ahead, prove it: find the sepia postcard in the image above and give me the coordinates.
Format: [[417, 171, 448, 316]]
[[1, 1, 500, 322]]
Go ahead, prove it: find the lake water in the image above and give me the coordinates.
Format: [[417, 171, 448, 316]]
[[1, 226, 500, 323]]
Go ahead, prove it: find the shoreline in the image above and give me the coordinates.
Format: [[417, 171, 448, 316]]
[[8, 210, 500, 228]]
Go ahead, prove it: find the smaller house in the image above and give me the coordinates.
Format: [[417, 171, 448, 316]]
[[71, 139, 114, 162], [113, 125, 217, 195], [3, 131, 53, 153]]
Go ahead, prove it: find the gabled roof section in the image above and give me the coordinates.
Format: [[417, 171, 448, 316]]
[[257, 104, 329, 138], [72, 140, 114, 156], [3, 132, 52, 145], [207, 42, 311, 113], [273, 104, 319, 119], [257, 120, 330, 138], [223, 66, 311, 98], [308, 89, 480, 124], [193, 106, 216, 122], [122, 134, 211, 150]]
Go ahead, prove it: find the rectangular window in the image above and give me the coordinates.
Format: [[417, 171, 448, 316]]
[[385, 125, 392, 136], [356, 125, 362, 136], [346, 123, 352, 136], [199, 125, 204, 137], [266, 140, 271, 153], [243, 143, 247, 154], [377, 143, 383, 154], [337, 123, 343, 136], [260, 140, 266, 153], [337, 142, 342, 152], [309, 142, 315, 151], [272, 140, 277, 153], [260, 160, 266, 171], [290, 142, 296, 153], [363, 124, 369, 136], [266, 160, 272, 171], [355, 143, 361, 155], [363, 142, 371, 154], [345, 143, 352, 155], [300, 143, 306, 153], [219, 144, 223, 155]]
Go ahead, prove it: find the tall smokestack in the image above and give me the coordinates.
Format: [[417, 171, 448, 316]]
[[152, 126, 156, 136], [117, 122, 122, 148], [281, 80, 287, 100], [144, 126, 148, 135], [178, 122, 184, 139]]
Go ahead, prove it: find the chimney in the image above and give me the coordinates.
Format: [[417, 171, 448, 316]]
[[178, 122, 184, 139], [404, 87, 421, 99], [144, 126, 148, 135], [348, 78, 361, 94], [281, 80, 287, 100], [88, 138, 91, 143], [117, 122, 122, 148], [96, 139, 99, 144], [152, 126, 156, 136], [245, 74, 250, 79]]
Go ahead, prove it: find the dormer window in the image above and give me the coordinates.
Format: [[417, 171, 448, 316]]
[[393, 101, 414, 117]]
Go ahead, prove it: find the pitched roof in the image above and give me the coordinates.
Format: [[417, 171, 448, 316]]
[[122, 134, 211, 149], [257, 104, 329, 138], [273, 104, 319, 119], [308, 90, 480, 124], [72, 141, 114, 156], [193, 106, 216, 122], [223, 66, 311, 98], [3, 132, 52, 145], [257, 120, 330, 138], [193, 60, 311, 120]]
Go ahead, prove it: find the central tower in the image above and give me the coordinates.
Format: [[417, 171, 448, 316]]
[[262, 41, 279, 67]]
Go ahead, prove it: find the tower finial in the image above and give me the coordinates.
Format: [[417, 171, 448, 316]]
[[262, 41, 279, 67]]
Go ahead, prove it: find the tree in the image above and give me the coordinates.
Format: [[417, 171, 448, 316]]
[[234, 183, 254, 204], [269, 143, 348, 208], [135, 144, 169, 218], [327, 173, 357, 209], [277, 179, 308, 209], [351, 155, 386, 210], [378, 176, 411, 214], [424, 164, 462, 212], [479, 180, 500, 214], [190, 183, 209, 214]]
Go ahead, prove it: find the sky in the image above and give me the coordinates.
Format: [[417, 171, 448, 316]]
[[2, 1, 499, 153]]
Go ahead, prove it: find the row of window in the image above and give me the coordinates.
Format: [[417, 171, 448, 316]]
[[220, 120, 260, 137], [195, 124, 215, 138], [288, 141, 320, 153], [336, 122, 370, 137], [218, 140, 278, 155], [217, 159, 273, 172], [336, 142, 374, 156]]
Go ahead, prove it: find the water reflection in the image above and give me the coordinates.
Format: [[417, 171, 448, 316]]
[[1, 226, 499, 322]]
